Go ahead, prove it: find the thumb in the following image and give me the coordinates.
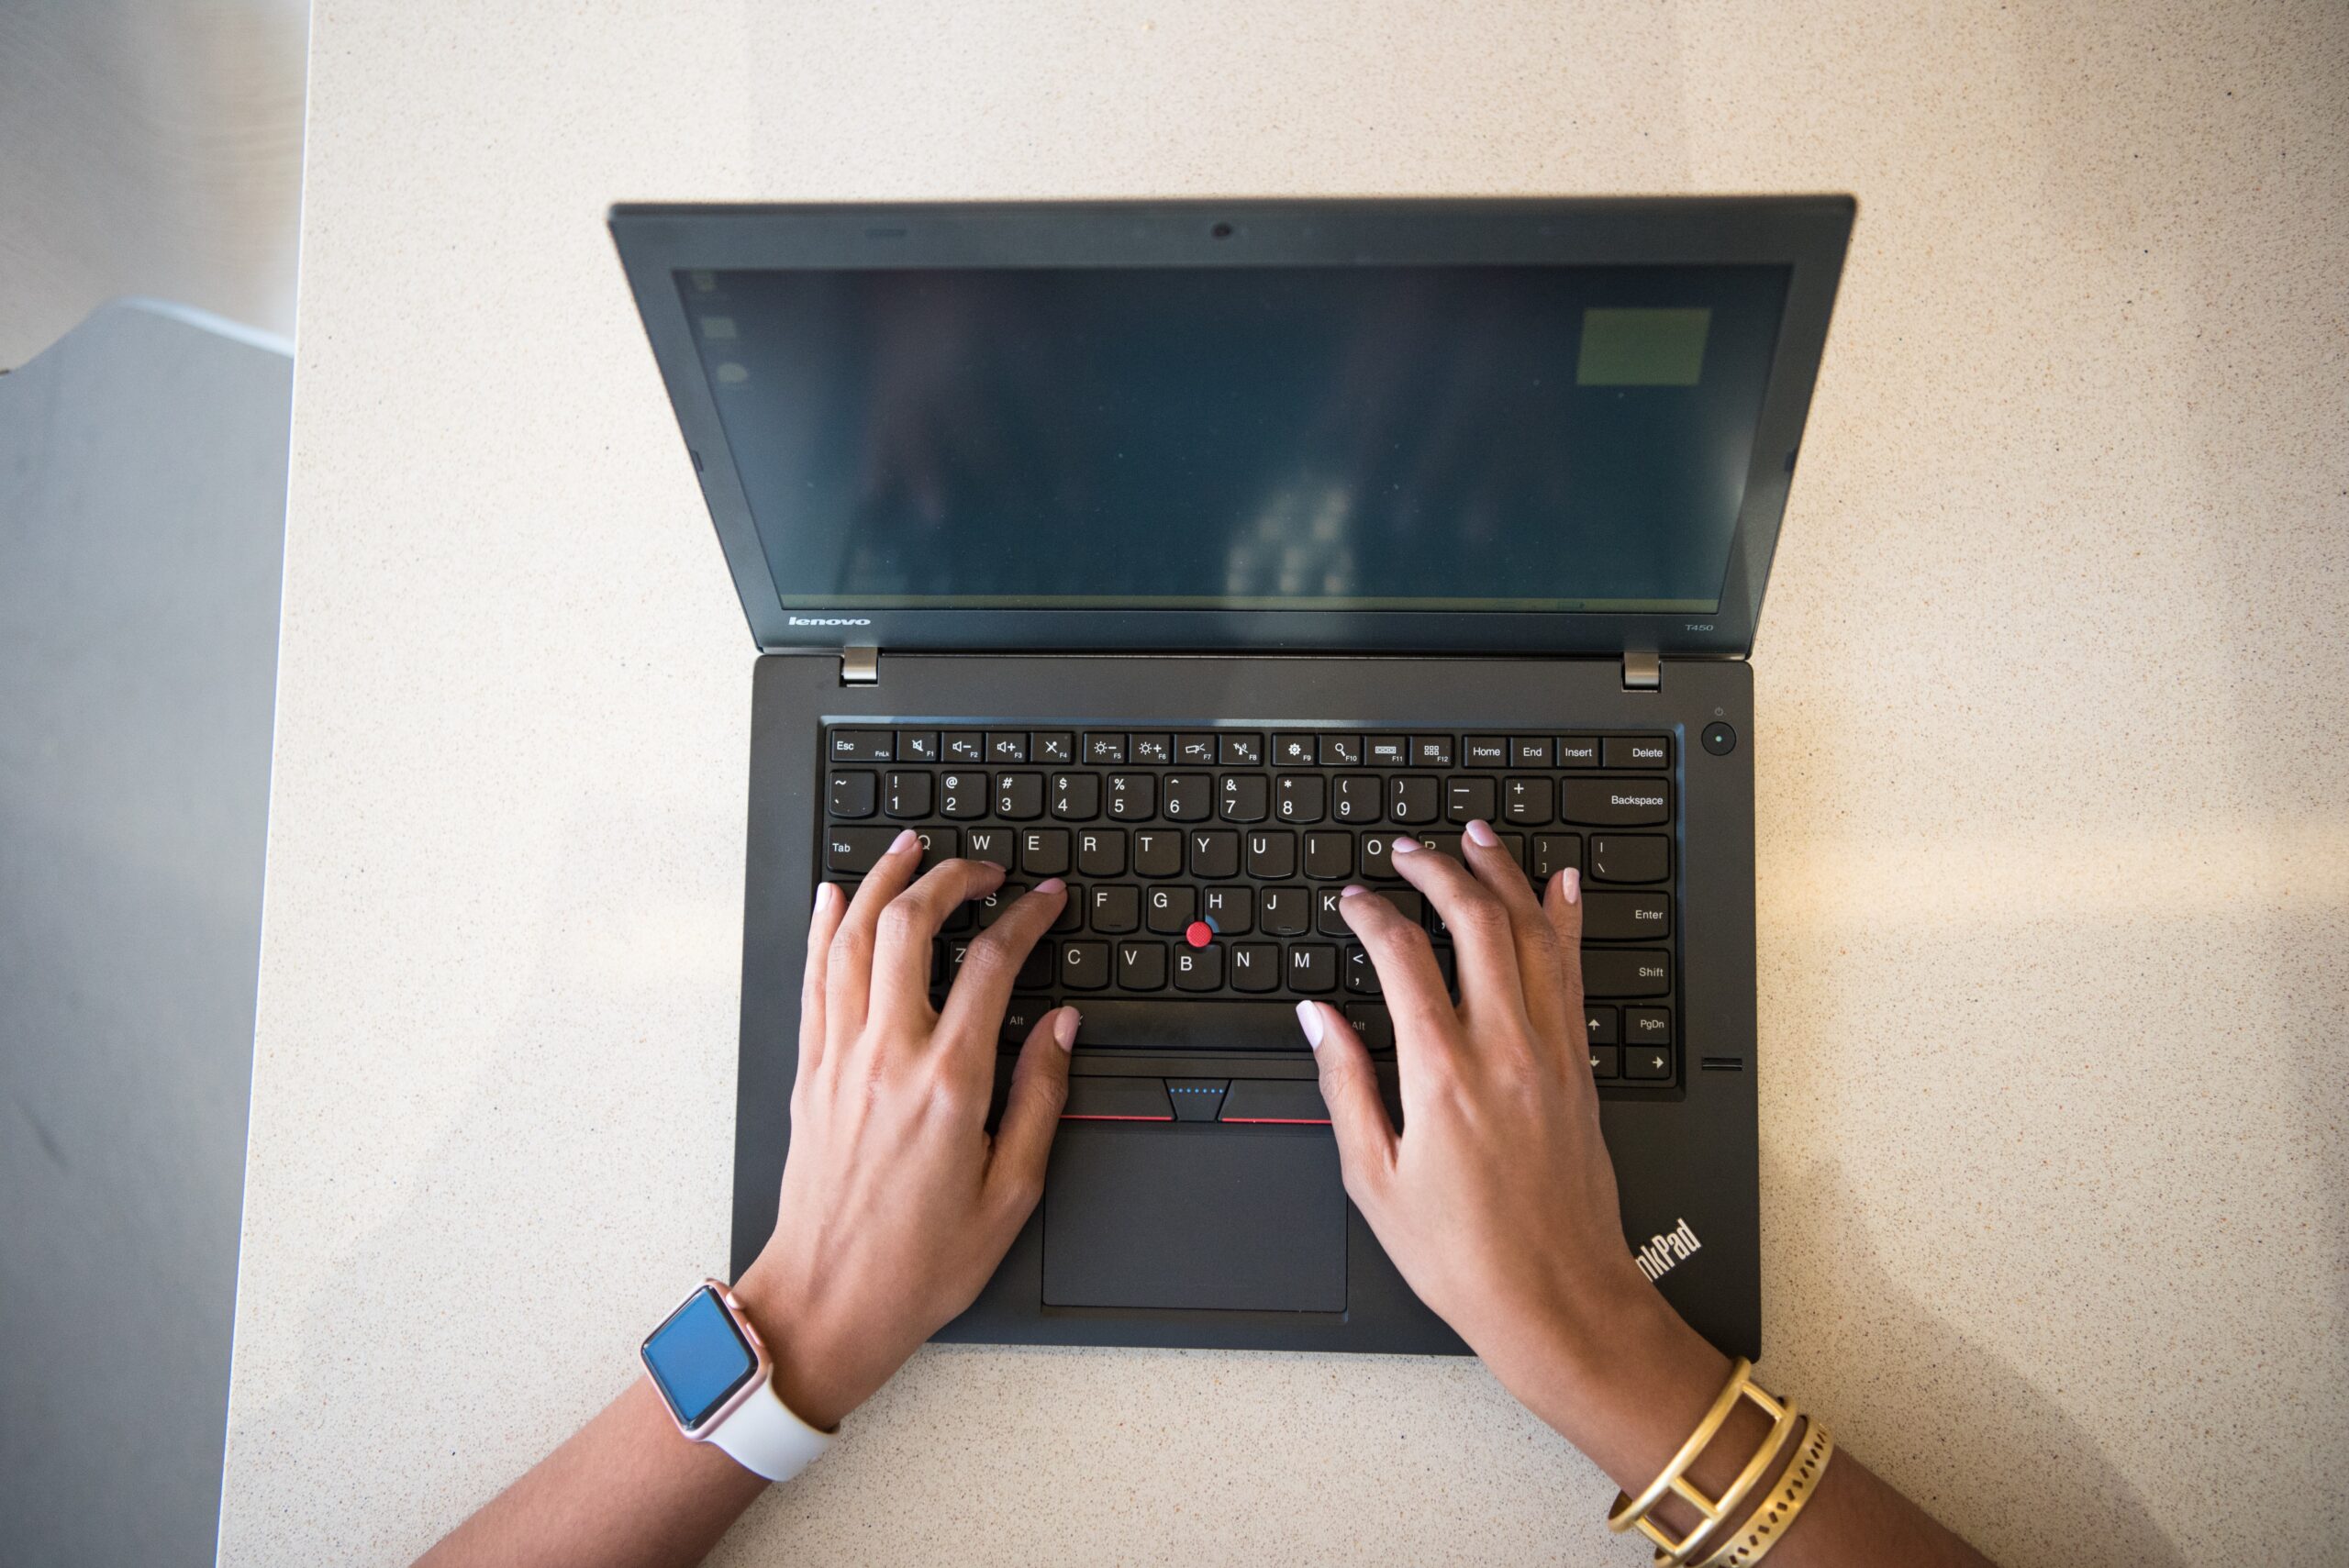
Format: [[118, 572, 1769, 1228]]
[[986, 1005, 1077, 1218], [1297, 1000, 1396, 1197]]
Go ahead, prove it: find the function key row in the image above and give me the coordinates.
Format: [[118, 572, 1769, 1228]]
[[829, 728, 1670, 770]]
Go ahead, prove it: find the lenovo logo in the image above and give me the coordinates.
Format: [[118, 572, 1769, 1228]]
[[1633, 1218, 1703, 1283], [787, 616, 873, 627]]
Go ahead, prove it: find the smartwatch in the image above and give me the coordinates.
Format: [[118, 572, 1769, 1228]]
[[639, 1279, 832, 1483]]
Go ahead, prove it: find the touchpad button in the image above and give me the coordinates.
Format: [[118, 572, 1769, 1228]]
[[1042, 1123, 1346, 1312]]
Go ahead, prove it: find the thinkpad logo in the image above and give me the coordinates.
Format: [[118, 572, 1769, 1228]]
[[1633, 1218, 1703, 1282], [787, 616, 872, 627]]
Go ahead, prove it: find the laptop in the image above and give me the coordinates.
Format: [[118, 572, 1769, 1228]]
[[610, 197, 1852, 1358]]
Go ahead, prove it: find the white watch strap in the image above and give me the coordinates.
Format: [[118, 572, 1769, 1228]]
[[708, 1375, 831, 1483]]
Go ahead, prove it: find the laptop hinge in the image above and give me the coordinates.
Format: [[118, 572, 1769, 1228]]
[[1622, 651, 1661, 691], [840, 645, 879, 686]]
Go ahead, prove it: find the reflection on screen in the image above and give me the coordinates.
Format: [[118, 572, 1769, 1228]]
[[680, 263, 1787, 613]]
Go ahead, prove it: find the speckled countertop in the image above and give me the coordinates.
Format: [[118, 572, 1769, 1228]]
[[217, 5, 2348, 1564]]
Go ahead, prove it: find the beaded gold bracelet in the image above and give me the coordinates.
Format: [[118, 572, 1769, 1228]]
[[1696, 1418, 1835, 1567]]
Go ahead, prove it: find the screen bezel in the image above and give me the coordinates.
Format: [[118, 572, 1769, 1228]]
[[608, 197, 1853, 659], [639, 1284, 762, 1432]]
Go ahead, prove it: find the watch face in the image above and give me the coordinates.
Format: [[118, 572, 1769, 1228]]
[[641, 1286, 759, 1431]]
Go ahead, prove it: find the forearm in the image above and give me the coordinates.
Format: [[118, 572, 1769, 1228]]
[[413, 1378, 765, 1568], [1501, 1282, 1993, 1567]]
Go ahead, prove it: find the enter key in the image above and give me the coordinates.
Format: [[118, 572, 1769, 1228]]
[[1580, 891, 1673, 940]]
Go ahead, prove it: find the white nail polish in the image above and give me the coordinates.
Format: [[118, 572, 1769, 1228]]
[[1295, 999, 1324, 1051]]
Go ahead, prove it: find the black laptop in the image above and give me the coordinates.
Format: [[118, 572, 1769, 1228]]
[[611, 197, 1852, 1357]]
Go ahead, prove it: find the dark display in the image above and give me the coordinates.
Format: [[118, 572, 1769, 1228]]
[[641, 1287, 757, 1429], [679, 263, 1788, 613]]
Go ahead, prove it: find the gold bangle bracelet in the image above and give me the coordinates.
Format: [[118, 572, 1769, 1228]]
[[1608, 1358, 1754, 1533], [1649, 1391, 1805, 1567], [1696, 1418, 1836, 1568]]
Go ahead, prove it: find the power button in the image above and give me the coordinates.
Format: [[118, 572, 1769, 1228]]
[[1700, 721, 1737, 756]]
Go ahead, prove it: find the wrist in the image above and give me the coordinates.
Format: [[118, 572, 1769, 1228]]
[[727, 1260, 864, 1431]]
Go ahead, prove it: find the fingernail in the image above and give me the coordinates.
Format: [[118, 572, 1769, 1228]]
[[889, 828, 919, 854], [812, 881, 837, 913], [1295, 999, 1324, 1051], [1464, 818, 1499, 848], [1053, 1006, 1081, 1052], [1392, 835, 1420, 854], [1562, 867, 1581, 906], [1340, 883, 1368, 898], [1033, 876, 1066, 895]]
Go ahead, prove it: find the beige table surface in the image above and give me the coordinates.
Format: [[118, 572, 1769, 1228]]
[[217, 4, 2348, 1563]]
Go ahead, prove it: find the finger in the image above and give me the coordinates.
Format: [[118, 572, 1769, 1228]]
[[798, 880, 847, 1075], [1298, 1001, 1397, 1202], [1543, 867, 1590, 1057], [985, 1005, 1078, 1223], [935, 878, 1067, 1055], [1459, 818, 1574, 1053], [825, 828, 925, 1042], [1336, 883, 1461, 1076], [1388, 835, 1529, 1024], [868, 857, 1009, 1029]]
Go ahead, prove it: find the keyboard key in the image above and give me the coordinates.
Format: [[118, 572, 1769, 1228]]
[[1163, 773, 1212, 821], [1315, 886, 1351, 936], [823, 826, 896, 873], [1389, 776, 1439, 824], [1503, 776, 1553, 825], [1463, 736, 1509, 767], [1244, 829, 1296, 879], [1219, 733, 1264, 765], [1582, 949, 1672, 997], [1269, 734, 1316, 767], [1173, 945, 1222, 991], [995, 773, 1043, 819], [1341, 1004, 1394, 1053], [1623, 1045, 1672, 1082], [1076, 828, 1126, 877], [1512, 738, 1552, 767], [987, 732, 1030, 763], [977, 883, 1027, 927], [1446, 777, 1497, 823], [1287, 943, 1337, 994], [1531, 833, 1582, 882], [1365, 736, 1409, 766], [1221, 1078, 1330, 1123], [1413, 735, 1454, 767], [1583, 892, 1672, 940], [1200, 885, 1252, 933], [1061, 940, 1111, 991], [1187, 829, 1240, 878], [1001, 995, 1052, 1043], [939, 772, 987, 818], [1259, 886, 1310, 936], [1132, 830, 1182, 877], [944, 732, 985, 763], [1146, 886, 1197, 933], [911, 826, 958, 871], [1587, 1046, 1621, 1081], [1229, 941, 1280, 991], [1555, 736, 1599, 768], [1625, 1006, 1673, 1044], [1331, 775, 1380, 822], [1304, 832, 1353, 880], [885, 772, 932, 818], [1219, 774, 1268, 822], [1071, 1000, 1305, 1051], [1562, 779, 1671, 826], [1131, 734, 1173, 764], [1319, 734, 1363, 766], [1116, 940, 1166, 989], [1383, 888, 1425, 926], [829, 729, 894, 762], [1275, 774, 1326, 824], [1344, 946, 1380, 995], [1604, 736, 1671, 769], [1090, 886, 1139, 933], [1085, 732, 1127, 764], [1360, 832, 1397, 879], [1021, 828, 1071, 877], [1589, 835, 1670, 884], [900, 731, 941, 762], [1053, 888, 1084, 934], [829, 771, 876, 817], [1104, 773, 1155, 820], [962, 826, 1015, 870], [1063, 1077, 1173, 1119], [1051, 773, 1100, 819], [1584, 1005, 1620, 1044], [1034, 732, 1075, 764]]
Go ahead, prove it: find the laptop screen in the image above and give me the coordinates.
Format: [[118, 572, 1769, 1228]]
[[674, 262, 1789, 615]]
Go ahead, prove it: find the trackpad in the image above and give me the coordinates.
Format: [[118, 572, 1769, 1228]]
[[1043, 1124, 1346, 1311]]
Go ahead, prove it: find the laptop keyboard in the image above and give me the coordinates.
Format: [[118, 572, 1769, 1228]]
[[821, 726, 1679, 1088]]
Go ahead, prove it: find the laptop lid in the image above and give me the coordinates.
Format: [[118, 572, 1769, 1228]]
[[609, 197, 1852, 661]]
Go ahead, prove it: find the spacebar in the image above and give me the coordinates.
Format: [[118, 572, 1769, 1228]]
[[1074, 1001, 1308, 1052]]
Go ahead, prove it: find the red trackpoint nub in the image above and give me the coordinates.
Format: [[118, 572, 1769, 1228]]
[[1185, 920, 1213, 948]]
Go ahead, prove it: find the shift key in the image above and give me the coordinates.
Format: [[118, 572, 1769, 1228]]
[[1581, 948, 1672, 997]]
